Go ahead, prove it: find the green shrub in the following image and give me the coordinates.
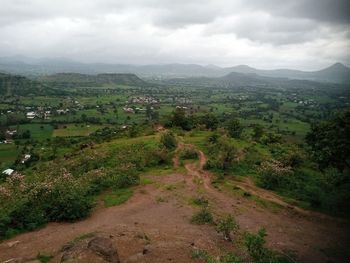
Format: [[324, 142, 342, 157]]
[[216, 215, 239, 241], [192, 249, 216, 263], [205, 138, 238, 171], [45, 186, 92, 221], [160, 131, 177, 150], [37, 252, 53, 263], [220, 253, 242, 263], [257, 159, 293, 190], [191, 208, 214, 225], [192, 250, 242, 263], [180, 147, 198, 160], [244, 228, 295, 263], [192, 196, 209, 207]]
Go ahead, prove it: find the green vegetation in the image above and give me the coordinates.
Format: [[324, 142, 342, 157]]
[[180, 147, 198, 160], [103, 188, 133, 207], [191, 208, 214, 225], [73, 232, 96, 242], [192, 250, 242, 263], [244, 228, 295, 263], [53, 124, 107, 137], [1, 68, 349, 248], [160, 131, 177, 150], [0, 135, 167, 239], [36, 252, 54, 263], [216, 214, 239, 241], [191, 196, 209, 207]]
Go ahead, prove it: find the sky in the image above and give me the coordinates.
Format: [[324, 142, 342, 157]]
[[0, 0, 349, 70]]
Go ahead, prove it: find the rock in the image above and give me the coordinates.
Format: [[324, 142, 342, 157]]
[[61, 236, 120, 263], [7, 240, 20, 248], [88, 237, 120, 263]]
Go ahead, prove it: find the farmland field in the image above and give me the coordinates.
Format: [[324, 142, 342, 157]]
[[53, 124, 109, 137]]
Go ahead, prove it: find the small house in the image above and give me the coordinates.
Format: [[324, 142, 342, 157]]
[[2, 169, 14, 176]]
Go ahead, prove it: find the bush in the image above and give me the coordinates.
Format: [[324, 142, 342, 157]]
[[160, 131, 177, 150], [220, 253, 242, 263], [257, 159, 293, 190], [244, 228, 270, 262], [226, 119, 243, 139], [180, 147, 198, 160], [191, 208, 214, 225], [205, 138, 238, 171], [216, 215, 239, 241], [192, 196, 209, 207], [192, 250, 242, 263], [244, 228, 294, 263], [45, 184, 92, 221], [260, 132, 282, 145]]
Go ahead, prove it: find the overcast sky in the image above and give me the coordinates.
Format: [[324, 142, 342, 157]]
[[0, 0, 349, 70]]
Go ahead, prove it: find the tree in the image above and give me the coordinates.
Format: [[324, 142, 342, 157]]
[[227, 119, 243, 139], [206, 138, 238, 171], [201, 113, 218, 130], [160, 131, 177, 150], [252, 124, 264, 141], [306, 110, 350, 171], [171, 108, 192, 130]]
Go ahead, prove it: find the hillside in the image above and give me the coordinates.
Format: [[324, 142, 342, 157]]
[[0, 73, 60, 96], [0, 133, 349, 262], [39, 73, 147, 87], [164, 71, 345, 90], [226, 63, 350, 84]]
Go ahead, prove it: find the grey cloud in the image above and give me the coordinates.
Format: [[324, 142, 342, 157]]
[[246, 0, 350, 24], [0, 0, 349, 69]]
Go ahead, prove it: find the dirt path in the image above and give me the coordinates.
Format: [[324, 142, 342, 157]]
[[0, 144, 349, 263]]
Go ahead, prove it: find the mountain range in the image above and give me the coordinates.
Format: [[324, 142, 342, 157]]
[[0, 56, 349, 84]]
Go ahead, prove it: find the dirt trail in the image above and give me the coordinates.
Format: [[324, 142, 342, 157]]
[[1, 144, 349, 263]]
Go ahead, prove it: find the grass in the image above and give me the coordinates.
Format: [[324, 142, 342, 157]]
[[11, 123, 53, 140], [223, 181, 282, 212], [103, 188, 133, 207], [140, 176, 153, 185], [73, 232, 96, 243], [0, 143, 19, 163], [52, 124, 108, 137], [36, 252, 54, 263], [191, 196, 209, 207], [191, 208, 214, 225], [143, 165, 181, 176]]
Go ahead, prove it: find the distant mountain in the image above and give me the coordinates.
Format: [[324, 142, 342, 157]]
[[165, 71, 344, 90], [39, 73, 147, 87], [0, 56, 349, 84], [225, 63, 350, 84]]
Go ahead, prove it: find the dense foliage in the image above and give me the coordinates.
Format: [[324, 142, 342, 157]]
[[0, 137, 169, 239]]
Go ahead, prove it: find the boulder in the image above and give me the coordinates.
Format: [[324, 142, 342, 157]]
[[61, 236, 120, 263], [88, 237, 120, 263]]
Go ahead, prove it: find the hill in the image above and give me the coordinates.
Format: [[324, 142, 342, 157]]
[[39, 73, 147, 87], [226, 63, 350, 84], [164, 71, 346, 90], [1, 56, 349, 84], [0, 72, 61, 96]]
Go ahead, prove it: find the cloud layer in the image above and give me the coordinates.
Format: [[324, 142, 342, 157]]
[[0, 0, 349, 69]]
